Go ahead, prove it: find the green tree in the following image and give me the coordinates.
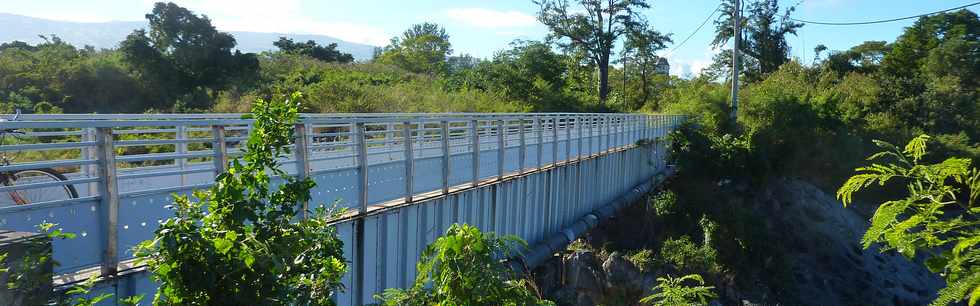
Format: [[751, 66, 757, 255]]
[[120, 2, 259, 109], [273, 37, 354, 63], [535, 0, 650, 105], [134, 92, 347, 305], [622, 20, 672, 109], [485, 40, 576, 111], [377, 23, 452, 74], [713, 0, 802, 78], [838, 135, 980, 306], [820, 41, 891, 75], [376, 223, 552, 306], [877, 9, 980, 141]]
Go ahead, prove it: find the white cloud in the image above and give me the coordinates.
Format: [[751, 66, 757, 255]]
[[665, 46, 721, 78], [445, 8, 537, 28], [163, 0, 390, 46]]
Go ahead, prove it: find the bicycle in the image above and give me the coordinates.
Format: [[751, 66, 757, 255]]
[[0, 110, 78, 207]]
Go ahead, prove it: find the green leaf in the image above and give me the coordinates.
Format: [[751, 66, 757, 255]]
[[214, 238, 233, 255]]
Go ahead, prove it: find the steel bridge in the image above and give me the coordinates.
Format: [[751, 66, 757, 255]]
[[0, 112, 683, 305]]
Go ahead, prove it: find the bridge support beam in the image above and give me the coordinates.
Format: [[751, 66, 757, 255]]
[[512, 167, 675, 271]]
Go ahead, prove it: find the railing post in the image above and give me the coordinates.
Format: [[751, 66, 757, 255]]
[[441, 120, 450, 194], [619, 116, 625, 147], [497, 119, 505, 180], [471, 119, 480, 187], [353, 123, 368, 306], [95, 127, 118, 277], [641, 116, 647, 141], [176, 125, 188, 186], [386, 122, 395, 160], [565, 115, 571, 160], [587, 115, 594, 156], [535, 118, 543, 167], [294, 123, 311, 218], [83, 128, 98, 196], [211, 125, 227, 175], [604, 116, 611, 153], [356, 123, 369, 212], [577, 115, 584, 160], [551, 116, 558, 164], [518, 118, 526, 174], [404, 121, 415, 202]]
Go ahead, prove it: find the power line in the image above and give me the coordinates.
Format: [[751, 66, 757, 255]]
[[790, 1, 980, 26], [667, 4, 721, 55]]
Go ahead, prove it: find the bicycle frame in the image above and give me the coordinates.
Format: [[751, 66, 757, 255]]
[[0, 113, 31, 205]]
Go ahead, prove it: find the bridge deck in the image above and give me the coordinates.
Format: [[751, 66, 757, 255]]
[[0, 112, 684, 304]]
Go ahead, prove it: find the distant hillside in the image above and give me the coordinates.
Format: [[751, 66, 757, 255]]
[[0, 13, 377, 60]]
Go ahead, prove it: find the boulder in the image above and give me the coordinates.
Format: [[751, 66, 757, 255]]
[[563, 250, 605, 303], [602, 251, 643, 292]]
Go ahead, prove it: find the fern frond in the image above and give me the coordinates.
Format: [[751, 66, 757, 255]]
[[931, 271, 980, 306], [885, 214, 924, 257], [954, 235, 980, 258], [838, 173, 881, 206], [872, 139, 901, 152], [862, 200, 913, 249], [904, 134, 931, 163]]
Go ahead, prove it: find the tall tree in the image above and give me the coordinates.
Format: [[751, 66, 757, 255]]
[[879, 9, 980, 139], [273, 37, 354, 63], [536, 0, 650, 105], [820, 41, 891, 75], [120, 2, 258, 109], [377, 23, 452, 74], [712, 0, 802, 77], [623, 21, 672, 109]]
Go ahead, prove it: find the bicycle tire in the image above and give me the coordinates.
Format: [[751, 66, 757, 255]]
[[1, 168, 78, 206]]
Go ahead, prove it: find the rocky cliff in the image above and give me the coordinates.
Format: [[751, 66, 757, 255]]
[[534, 178, 943, 306]]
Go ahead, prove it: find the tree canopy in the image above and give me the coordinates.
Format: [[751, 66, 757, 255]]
[[713, 0, 802, 80], [273, 37, 354, 63], [376, 22, 453, 74], [120, 2, 258, 109], [535, 0, 653, 105]]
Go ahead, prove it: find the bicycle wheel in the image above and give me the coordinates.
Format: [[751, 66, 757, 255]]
[[0, 168, 78, 207]]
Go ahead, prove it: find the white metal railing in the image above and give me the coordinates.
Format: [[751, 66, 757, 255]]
[[0, 112, 685, 280]]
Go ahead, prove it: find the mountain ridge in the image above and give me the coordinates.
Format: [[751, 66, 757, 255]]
[[0, 12, 377, 60]]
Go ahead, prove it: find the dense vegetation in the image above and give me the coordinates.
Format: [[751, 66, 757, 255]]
[[377, 223, 552, 306], [1, 0, 979, 305], [0, 1, 674, 115], [646, 5, 980, 306], [134, 93, 347, 305]]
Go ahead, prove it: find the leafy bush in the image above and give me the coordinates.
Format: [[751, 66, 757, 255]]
[[838, 135, 980, 306], [376, 223, 553, 306], [659, 236, 720, 275], [667, 123, 764, 184], [640, 274, 717, 306], [134, 92, 347, 305], [650, 190, 679, 217], [629, 249, 657, 273]]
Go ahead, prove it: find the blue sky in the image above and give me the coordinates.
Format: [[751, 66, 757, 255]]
[[4, 0, 978, 76]]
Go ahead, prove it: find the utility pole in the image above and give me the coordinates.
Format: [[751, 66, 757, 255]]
[[730, 0, 741, 121]]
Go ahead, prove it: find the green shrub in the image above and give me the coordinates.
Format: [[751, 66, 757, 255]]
[[650, 190, 679, 217], [134, 92, 347, 305], [659, 236, 720, 275], [376, 223, 553, 306], [629, 249, 657, 273], [640, 274, 717, 306]]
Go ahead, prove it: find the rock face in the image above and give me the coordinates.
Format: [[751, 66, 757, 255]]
[[536, 178, 944, 306], [766, 179, 943, 306]]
